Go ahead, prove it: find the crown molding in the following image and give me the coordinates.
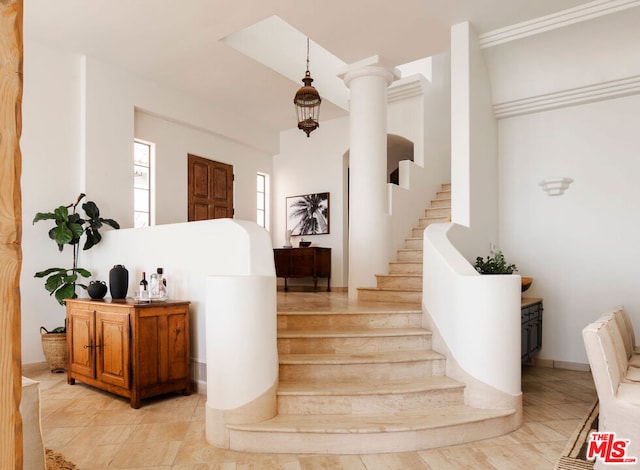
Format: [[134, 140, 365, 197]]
[[387, 75, 426, 103], [479, 0, 640, 48], [493, 75, 640, 118]]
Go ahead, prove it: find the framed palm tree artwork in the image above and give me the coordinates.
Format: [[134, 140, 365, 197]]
[[287, 192, 330, 235]]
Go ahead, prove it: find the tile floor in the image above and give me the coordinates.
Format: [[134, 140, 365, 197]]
[[25, 291, 597, 469], [24, 362, 596, 469]]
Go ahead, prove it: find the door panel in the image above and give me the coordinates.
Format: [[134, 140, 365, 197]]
[[96, 310, 130, 389], [68, 308, 95, 378], [188, 154, 233, 221]]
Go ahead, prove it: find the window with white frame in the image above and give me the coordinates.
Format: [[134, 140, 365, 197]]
[[134, 140, 152, 227], [256, 172, 269, 229]]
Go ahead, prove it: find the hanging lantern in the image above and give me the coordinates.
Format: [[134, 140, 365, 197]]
[[294, 38, 321, 137]]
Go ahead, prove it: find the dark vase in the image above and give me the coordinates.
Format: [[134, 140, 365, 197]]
[[109, 265, 129, 299], [87, 280, 108, 299]]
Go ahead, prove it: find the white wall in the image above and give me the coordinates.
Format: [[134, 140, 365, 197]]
[[388, 54, 452, 261], [273, 118, 350, 287], [449, 22, 499, 261], [81, 55, 274, 229], [21, 39, 274, 365], [499, 95, 640, 364], [84, 219, 275, 382], [21, 39, 83, 363], [486, 9, 640, 365], [135, 112, 272, 225]]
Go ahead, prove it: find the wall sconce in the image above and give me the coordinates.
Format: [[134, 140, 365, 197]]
[[539, 177, 573, 196]]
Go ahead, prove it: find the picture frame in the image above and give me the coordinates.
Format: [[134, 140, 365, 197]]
[[286, 192, 330, 236]]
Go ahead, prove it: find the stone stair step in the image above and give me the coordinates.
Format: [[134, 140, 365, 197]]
[[412, 227, 426, 238], [276, 376, 465, 414], [357, 287, 422, 304], [430, 198, 451, 208], [425, 207, 451, 218], [375, 273, 422, 289], [278, 310, 422, 330], [418, 216, 450, 228], [397, 249, 423, 262], [279, 350, 445, 381], [404, 237, 423, 249], [389, 261, 423, 274], [278, 327, 431, 354], [226, 406, 516, 454]]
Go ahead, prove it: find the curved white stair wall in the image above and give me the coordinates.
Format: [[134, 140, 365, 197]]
[[423, 222, 522, 410], [203, 222, 278, 448]]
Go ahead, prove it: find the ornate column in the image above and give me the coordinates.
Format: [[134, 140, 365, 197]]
[[340, 56, 399, 299]]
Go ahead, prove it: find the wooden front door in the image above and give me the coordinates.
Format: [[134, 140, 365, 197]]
[[187, 154, 233, 221]]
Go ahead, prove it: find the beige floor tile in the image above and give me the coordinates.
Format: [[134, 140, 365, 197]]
[[66, 424, 135, 446], [42, 409, 100, 428], [171, 464, 236, 470], [530, 440, 568, 465], [88, 408, 148, 426], [542, 418, 583, 438], [41, 425, 85, 448], [130, 422, 191, 442], [524, 404, 582, 422], [57, 443, 123, 469], [480, 443, 555, 470], [140, 406, 197, 424], [360, 452, 431, 470], [297, 455, 366, 470], [418, 446, 497, 469], [504, 422, 568, 444], [109, 441, 183, 467], [173, 440, 245, 465]]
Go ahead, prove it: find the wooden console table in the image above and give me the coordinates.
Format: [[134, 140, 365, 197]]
[[66, 298, 191, 408], [274, 247, 331, 291]]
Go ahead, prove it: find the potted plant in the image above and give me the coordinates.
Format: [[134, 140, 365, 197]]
[[33, 193, 120, 371], [474, 250, 532, 292], [474, 251, 517, 275]]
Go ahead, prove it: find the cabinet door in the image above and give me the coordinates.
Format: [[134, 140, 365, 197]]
[[291, 248, 314, 276], [96, 310, 130, 389], [68, 307, 95, 378], [274, 250, 291, 277], [166, 312, 189, 382]]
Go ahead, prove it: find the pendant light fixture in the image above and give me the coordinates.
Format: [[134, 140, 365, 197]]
[[294, 38, 321, 137]]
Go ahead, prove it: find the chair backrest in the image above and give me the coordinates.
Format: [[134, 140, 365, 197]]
[[613, 308, 634, 359], [619, 308, 637, 350], [583, 318, 623, 401], [603, 316, 629, 377]]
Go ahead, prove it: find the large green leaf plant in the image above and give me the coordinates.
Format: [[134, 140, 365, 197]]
[[33, 193, 120, 310]]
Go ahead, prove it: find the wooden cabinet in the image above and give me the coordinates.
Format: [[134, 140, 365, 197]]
[[521, 297, 543, 363], [66, 299, 191, 408], [274, 247, 331, 291]]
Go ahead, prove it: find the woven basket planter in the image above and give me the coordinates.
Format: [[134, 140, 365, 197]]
[[40, 327, 67, 373]]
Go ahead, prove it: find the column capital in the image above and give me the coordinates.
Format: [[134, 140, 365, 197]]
[[338, 55, 401, 88]]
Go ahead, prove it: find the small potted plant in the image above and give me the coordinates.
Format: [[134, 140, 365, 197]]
[[33, 193, 119, 371], [474, 250, 532, 292], [474, 251, 517, 275]]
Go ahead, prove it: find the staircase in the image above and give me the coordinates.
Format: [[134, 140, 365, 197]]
[[225, 184, 517, 454], [357, 183, 452, 303]]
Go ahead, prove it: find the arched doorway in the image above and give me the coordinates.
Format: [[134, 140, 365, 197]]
[[342, 133, 416, 291]]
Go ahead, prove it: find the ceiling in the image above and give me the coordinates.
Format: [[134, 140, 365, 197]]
[[24, 0, 591, 150]]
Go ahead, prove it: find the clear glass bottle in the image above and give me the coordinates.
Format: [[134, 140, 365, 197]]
[[150, 268, 164, 299]]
